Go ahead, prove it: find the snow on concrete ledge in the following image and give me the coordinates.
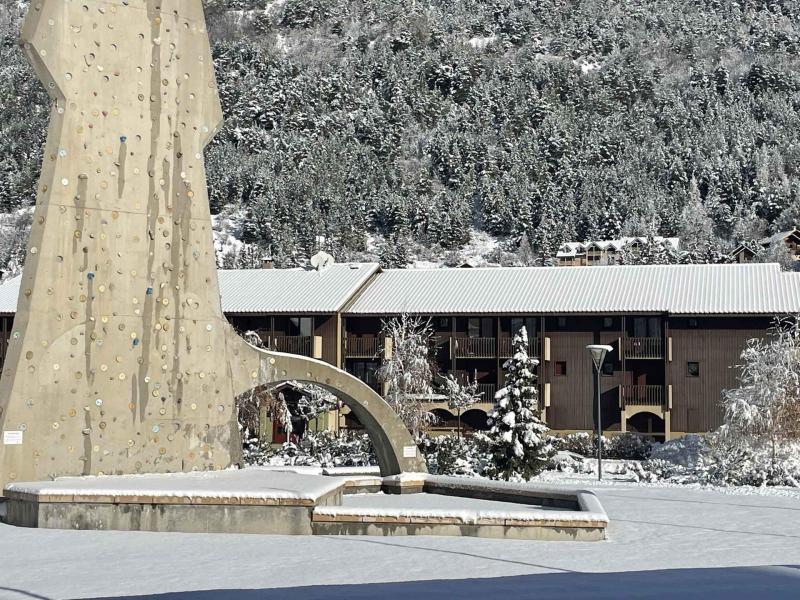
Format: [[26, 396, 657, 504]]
[[4, 469, 344, 506]]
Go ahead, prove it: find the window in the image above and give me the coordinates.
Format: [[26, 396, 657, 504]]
[[468, 318, 480, 338], [687, 362, 700, 377], [289, 317, 313, 337], [438, 317, 451, 330], [511, 317, 537, 337], [603, 317, 614, 329], [688, 319, 699, 329], [555, 361, 567, 376], [601, 361, 614, 376], [633, 317, 661, 338], [557, 317, 567, 329]]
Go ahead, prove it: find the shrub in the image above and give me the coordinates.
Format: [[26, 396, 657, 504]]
[[243, 430, 377, 468], [426, 435, 487, 477]]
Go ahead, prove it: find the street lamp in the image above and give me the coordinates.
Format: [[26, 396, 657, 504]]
[[586, 344, 613, 481]]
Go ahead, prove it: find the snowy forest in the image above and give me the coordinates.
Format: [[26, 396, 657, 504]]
[[1, 0, 800, 270]]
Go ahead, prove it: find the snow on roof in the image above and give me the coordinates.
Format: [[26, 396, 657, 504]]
[[5, 468, 344, 502], [761, 229, 800, 246], [556, 237, 680, 258], [0, 262, 380, 315], [344, 263, 800, 316]]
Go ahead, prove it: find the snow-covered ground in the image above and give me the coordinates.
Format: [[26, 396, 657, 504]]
[[1, 482, 799, 599]]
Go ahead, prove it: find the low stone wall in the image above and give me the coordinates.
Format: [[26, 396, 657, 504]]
[[312, 519, 606, 542], [3, 471, 608, 541]]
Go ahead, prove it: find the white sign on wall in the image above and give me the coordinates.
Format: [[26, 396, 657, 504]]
[[3, 431, 23, 445], [402, 445, 417, 458]]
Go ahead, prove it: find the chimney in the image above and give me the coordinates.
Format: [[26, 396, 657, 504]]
[[261, 255, 274, 269]]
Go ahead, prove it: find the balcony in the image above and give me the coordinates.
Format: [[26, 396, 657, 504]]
[[344, 337, 382, 359], [270, 336, 312, 357], [498, 336, 543, 359], [453, 337, 496, 359], [622, 337, 663, 360], [475, 383, 497, 404], [619, 385, 664, 408]]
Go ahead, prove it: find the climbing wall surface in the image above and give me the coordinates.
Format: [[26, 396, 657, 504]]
[[0, 0, 240, 488]]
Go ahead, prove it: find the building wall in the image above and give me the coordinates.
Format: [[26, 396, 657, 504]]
[[668, 320, 768, 432], [0, 309, 776, 437], [316, 315, 338, 366]]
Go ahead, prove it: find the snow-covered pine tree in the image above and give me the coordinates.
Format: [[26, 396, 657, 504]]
[[480, 327, 554, 480]]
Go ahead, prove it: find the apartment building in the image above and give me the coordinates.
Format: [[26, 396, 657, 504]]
[[0, 262, 797, 441]]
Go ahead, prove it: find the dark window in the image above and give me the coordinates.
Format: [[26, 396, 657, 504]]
[[481, 317, 495, 337], [511, 317, 537, 337], [601, 361, 614, 376], [688, 319, 699, 328], [289, 317, 313, 337], [438, 317, 450, 330], [687, 362, 700, 377], [557, 317, 567, 329], [555, 361, 567, 376], [633, 317, 660, 337], [603, 317, 614, 329], [468, 318, 480, 338]]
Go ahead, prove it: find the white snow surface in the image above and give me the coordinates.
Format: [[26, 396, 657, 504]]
[[1, 482, 799, 598], [5, 468, 343, 501], [317, 492, 589, 524]]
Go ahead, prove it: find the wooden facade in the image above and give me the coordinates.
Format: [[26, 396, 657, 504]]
[[0, 265, 785, 441]]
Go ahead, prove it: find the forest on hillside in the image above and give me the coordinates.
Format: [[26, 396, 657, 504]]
[[1, 0, 800, 271]]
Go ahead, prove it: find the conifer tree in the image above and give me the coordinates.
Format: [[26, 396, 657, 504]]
[[480, 327, 554, 481]]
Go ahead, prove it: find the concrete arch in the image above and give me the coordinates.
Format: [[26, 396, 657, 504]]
[[227, 328, 427, 476]]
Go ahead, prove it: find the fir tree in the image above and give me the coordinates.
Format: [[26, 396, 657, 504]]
[[480, 327, 554, 481]]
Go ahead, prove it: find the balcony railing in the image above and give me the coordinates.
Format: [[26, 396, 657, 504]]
[[345, 337, 381, 358], [475, 383, 497, 404], [498, 336, 542, 359], [270, 336, 312, 357], [453, 337, 496, 358], [623, 337, 663, 360], [619, 385, 664, 407]]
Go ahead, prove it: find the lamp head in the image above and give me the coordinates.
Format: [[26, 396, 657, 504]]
[[586, 344, 613, 370]]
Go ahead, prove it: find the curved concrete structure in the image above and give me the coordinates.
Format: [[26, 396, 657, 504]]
[[226, 333, 427, 476], [0, 0, 424, 490]]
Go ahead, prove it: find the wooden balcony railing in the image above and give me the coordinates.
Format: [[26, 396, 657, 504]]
[[475, 383, 497, 403], [344, 337, 382, 358], [623, 337, 663, 360], [498, 337, 542, 359], [270, 336, 312, 357], [453, 337, 496, 358], [619, 385, 664, 407]]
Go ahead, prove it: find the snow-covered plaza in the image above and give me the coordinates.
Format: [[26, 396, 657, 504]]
[[1, 481, 799, 599]]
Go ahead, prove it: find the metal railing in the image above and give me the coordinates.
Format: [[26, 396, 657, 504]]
[[453, 337, 496, 358], [620, 385, 664, 407], [623, 337, 663, 359], [270, 336, 312, 357], [344, 337, 381, 358]]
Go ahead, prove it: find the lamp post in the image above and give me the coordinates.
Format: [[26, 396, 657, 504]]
[[586, 344, 613, 481]]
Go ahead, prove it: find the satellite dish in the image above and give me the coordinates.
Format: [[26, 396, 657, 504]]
[[310, 251, 335, 272]]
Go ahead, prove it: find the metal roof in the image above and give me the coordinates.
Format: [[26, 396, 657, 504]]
[[219, 263, 380, 314], [1, 262, 797, 317], [344, 263, 800, 316], [0, 263, 380, 315]]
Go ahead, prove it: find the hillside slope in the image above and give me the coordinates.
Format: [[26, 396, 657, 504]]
[[1, 0, 799, 271]]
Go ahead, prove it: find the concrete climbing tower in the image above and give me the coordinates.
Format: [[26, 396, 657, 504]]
[[0, 0, 426, 490], [0, 0, 238, 488]]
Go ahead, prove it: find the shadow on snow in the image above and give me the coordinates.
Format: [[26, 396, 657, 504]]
[[64, 565, 800, 600]]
